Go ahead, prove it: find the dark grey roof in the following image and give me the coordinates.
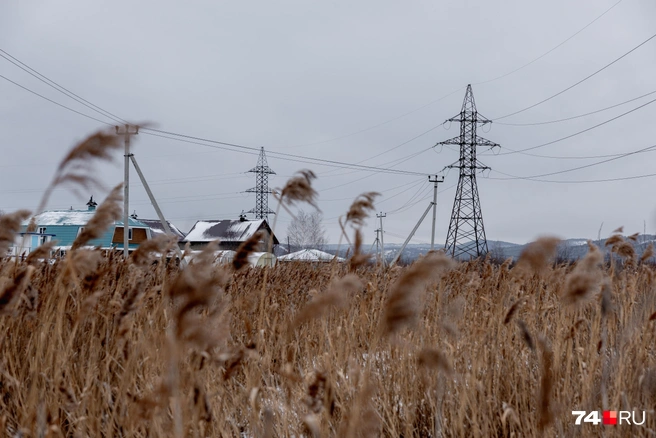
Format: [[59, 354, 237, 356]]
[[138, 219, 185, 240], [182, 219, 279, 244]]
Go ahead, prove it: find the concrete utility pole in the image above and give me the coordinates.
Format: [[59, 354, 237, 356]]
[[429, 175, 445, 251], [377, 212, 386, 266], [370, 229, 382, 263], [116, 124, 139, 258]]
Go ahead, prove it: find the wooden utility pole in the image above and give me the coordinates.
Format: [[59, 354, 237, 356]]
[[116, 124, 139, 258]]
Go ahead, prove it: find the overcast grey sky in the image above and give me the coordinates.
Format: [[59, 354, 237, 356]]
[[1, 0, 656, 246]]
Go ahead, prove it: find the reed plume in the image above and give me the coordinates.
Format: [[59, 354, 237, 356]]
[[24, 241, 57, 266], [131, 234, 175, 267], [516, 319, 534, 351], [0, 210, 31, 256], [417, 348, 452, 375], [563, 242, 603, 306], [382, 252, 455, 336], [291, 274, 362, 329], [514, 236, 560, 273], [233, 231, 264, 270], [72, 183, 123, 250], [344, 192, 380, 227], [279, 170, 319, 210]]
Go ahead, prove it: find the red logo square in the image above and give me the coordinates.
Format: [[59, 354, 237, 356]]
[[603, 411, 617, 426]]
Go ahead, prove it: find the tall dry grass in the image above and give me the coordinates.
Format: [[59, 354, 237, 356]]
[[0, 130, 655, 437]]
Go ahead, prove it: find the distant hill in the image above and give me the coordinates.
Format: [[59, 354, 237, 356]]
[[323, 235, 656, 263]]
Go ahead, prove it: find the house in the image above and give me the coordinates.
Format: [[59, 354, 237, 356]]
[[130, 214, 185, 241], [17, 197, 152, 254], [278, 249, 344, 263], [181, 218, 279, 252]]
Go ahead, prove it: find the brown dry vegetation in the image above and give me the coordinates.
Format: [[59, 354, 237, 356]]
[[1, 130, 655, 437], [1, 241, 655, 437]]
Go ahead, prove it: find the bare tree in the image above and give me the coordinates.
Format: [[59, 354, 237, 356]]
[[488, 241, 506, 265], [286, 210, 327, 251]]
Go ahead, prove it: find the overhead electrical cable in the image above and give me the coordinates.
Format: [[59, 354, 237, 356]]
[[487, 169, 656, 184], [0, 49, 127, 124], [320, 178, 425, 202], [481, 96, 656, 156], [488, 142, 656, 181], [494, 89, 656, 126], [283, 0, 626, 147], [319, 122, 444, 177], [282, 88, 465, 148], [472, 0, 626, 86], [0, 73, 114, 126], [142, 129, 427, 176], [493, 31, 656, 120]]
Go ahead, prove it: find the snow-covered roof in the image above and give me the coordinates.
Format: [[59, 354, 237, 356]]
[[278, 249, 344, 262], [137, 218, 185, 240], [182, 219, 279, 244], [25, 210, 147, 227]]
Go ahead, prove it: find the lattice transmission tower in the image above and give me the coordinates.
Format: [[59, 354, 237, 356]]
[[437, 84, 499, 259], [246, 147, 276, 220]]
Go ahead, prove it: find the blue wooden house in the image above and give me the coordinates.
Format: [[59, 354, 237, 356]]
[[16, 197, 152, 254]]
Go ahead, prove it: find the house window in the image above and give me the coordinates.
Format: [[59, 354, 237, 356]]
[[38, 227, 48, 245], [128, 228, 133, 240]]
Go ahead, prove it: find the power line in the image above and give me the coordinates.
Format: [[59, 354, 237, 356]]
[[319, 148, 431, 191], [488, 142, 656, 180], [493, 31, 656, 120], [141, 128, 427, 176], [482, 96, 656, 156], [472, 0, 626, 86], [319, 123, 444, 177], [0, 73, 113, 126], [279, 1, 626, 147], [0, 69, 427, 178], [282, 87, 465, 149], [0, 49, 127, 124], [488, 169, 656, 184], [494, 89, 656, 127]]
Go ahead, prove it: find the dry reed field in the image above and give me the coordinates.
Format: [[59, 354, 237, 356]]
[[1, 130, 655, 437]]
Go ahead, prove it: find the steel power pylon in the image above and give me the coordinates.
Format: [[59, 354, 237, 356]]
[[437, 84, 499, 259], [246, 147, 276, 220]]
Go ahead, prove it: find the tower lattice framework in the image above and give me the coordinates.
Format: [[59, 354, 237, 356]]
[[437, 84, 499, 259], [246, 147, 275, 220]]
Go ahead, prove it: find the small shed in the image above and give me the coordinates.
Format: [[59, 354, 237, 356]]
[[278, 249, 344, 262], [248, 252, 277, 267]]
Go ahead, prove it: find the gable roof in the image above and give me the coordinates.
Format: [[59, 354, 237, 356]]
[[25, 210, 147, 227], [182, 219, 279, 244], [138, 218, 185, 240]]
